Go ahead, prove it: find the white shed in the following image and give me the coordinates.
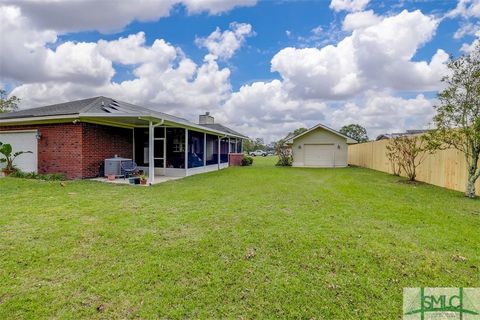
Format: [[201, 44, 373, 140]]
[[286, 124, 357, 168]]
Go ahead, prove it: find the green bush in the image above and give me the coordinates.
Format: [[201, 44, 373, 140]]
[[275, 155, 292, 166], [241, 156, 254, 166], [9, 171, 67, 181]]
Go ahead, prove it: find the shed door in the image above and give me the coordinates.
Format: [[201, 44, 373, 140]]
[[0, 131, 38, 173], [304, 144, 335, 167]]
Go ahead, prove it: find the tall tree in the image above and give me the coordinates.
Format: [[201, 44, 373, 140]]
[[339, 124, 369, 143], [0, 90, 20, 113], [288, 127, 308, 138], [427, 43, 480, 198]]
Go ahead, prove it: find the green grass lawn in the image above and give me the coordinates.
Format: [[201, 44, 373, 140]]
[[0, 157, 479, 319]]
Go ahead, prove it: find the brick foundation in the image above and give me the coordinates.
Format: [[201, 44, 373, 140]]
[[0, 122, 133, 179], [228, 153, 244, 166]]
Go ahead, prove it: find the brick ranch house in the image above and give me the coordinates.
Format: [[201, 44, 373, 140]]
[[0, 96, 248, 183]]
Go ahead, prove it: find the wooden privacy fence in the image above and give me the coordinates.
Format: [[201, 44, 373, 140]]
[[348, 140, 480, 195]]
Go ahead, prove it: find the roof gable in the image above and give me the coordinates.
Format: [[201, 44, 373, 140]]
[[286, 123, 357, 144]]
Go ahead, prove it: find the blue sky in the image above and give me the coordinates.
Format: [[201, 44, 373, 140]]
[[56, 0, 467, 89], [1, 0, 479, 141]]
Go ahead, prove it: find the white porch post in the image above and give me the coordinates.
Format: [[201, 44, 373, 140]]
[[228, 137, 231, 153], [148, 121, 155, 184], [235, 138, 238, 153], [218, 136, 221, 169], [185, 128, 188, 173], [203, 132, 207, 168], [163, 126, 167, 172]]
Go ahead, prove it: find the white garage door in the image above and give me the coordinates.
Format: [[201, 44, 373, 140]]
[[304, 144, 335, 167], [0, 131, 38, 173]]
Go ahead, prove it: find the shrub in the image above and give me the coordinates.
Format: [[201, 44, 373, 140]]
[[241, 156, 253, 166], [9, 171, 66, 181], [385, 135, 431, 181], [275, 139, 292, 166]]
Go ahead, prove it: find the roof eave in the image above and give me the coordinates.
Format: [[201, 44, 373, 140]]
[[0, 113, 246, 139]]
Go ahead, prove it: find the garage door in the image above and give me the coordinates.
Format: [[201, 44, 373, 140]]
[[304, 144, 335, 167], [0, 131, 38, 173]]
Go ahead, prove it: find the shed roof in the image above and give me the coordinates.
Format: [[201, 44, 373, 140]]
[[285, 123, 357, 144]]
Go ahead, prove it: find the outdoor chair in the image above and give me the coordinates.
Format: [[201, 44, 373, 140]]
[[121, 160, 137, 179]]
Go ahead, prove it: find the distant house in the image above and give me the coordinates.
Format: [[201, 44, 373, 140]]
[[0, 97, 247, 182], [285, 123, 357, 168], [376, 129, 430, 141]]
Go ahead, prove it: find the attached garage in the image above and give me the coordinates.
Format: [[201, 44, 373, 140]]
[[0, 130, 38, 173], [286, 124, 357, 168]]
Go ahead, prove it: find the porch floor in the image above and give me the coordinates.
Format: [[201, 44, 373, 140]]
[[91, 175, 182, 186]]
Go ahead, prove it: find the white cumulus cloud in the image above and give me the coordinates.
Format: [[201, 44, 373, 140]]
[[271, 10, 447, 100], [195, 22, 254, 60], [329, 0, 370, 12]]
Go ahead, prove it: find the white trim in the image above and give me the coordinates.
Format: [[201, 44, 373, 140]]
[[0, 129, 38, 134], [132, 129, 135, 163], [217, 136, 221, 169], [287, 123, 357, 144], [185, 128, 188, 170], [163, 126, 167, 172], [219, 162, 229, 169], [148, 121, 155, 184], [0, 113, 246, 139], [203, 132, 207, 167], [0, 115, 79, 124]]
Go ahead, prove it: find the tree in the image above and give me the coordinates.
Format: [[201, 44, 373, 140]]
[[287, 127, 308, 138], [339, 124, 369, 143], [0, 90, 20, 113], [274, 139, 292, 166], [243, 137, 266, 153], [0, 142, 32, 175], [386, 135, 430, 181], [427, 43, 480, 198], [386, 141, 402, 176]]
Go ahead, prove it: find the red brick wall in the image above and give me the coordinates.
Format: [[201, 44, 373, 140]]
[[81, 124, 133, 178], [0, 122, 133, 179], [0, 123, 83, 178], [228, 153, 244, 166]]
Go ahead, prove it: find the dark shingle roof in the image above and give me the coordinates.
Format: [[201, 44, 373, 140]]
[[0, 97, 100, 119], [0, 96, 247, 138], [199, 123, 248, 139]]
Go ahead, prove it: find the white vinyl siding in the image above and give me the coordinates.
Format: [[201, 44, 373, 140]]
[[292, 127, 348, 168]]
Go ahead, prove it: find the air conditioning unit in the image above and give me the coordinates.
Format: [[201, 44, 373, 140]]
[[104, 157, 131, 177]]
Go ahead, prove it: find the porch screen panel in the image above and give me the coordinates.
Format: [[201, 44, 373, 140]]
[[236, 140, 242, 153], [154, 139, 164, 167], [220, 139, 229, 163], [134, 128, 149, 166], [166, 128, 185, 168], [206, 134, 218, 166], [188, 130, 204, 168]]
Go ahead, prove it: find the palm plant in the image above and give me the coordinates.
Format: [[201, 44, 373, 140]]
[[0, 141, 32, 175]]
